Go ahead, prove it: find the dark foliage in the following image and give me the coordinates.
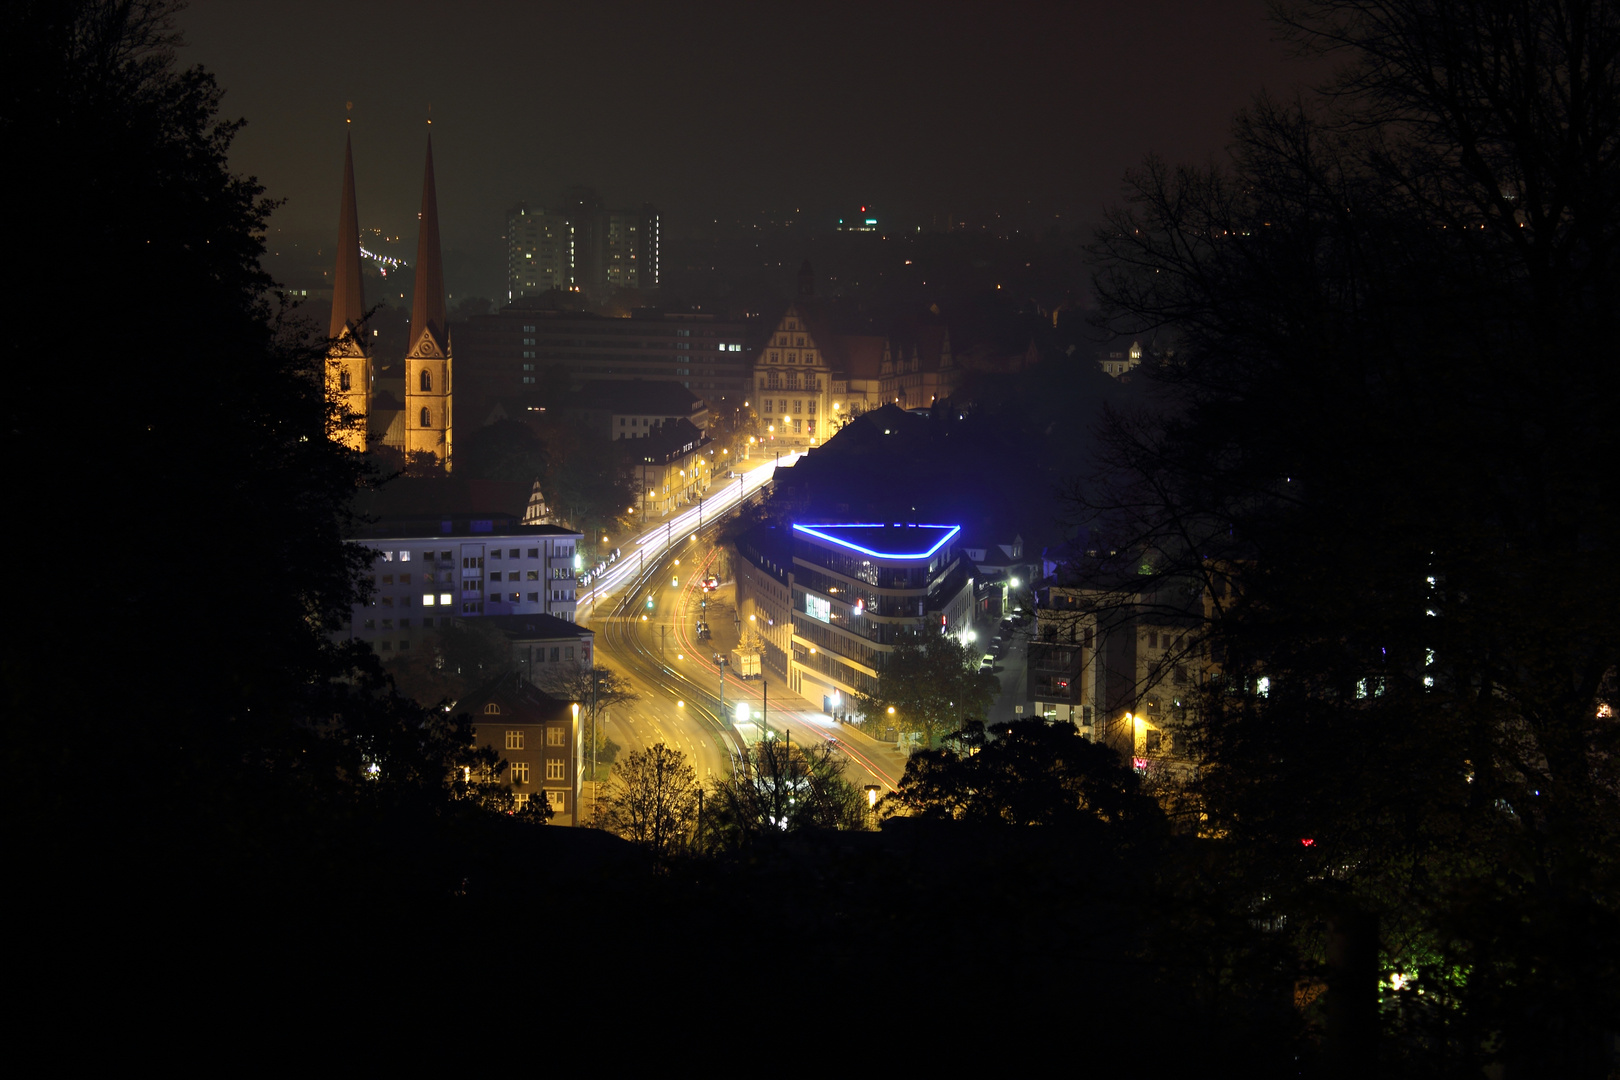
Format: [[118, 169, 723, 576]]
[[1083, 1, 1620, 1070]]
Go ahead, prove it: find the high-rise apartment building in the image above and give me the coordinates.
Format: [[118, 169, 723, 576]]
[[506, 190, 660, 303], [507, 204, 572, 298]]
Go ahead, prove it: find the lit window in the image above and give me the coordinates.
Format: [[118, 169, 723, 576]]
[[438, 592, 452, 605], [505, 730, 523, 749]]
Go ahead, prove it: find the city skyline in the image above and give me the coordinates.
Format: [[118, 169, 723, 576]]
[[179, 1, 1324, 253]]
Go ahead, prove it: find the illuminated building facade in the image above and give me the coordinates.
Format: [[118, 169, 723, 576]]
[[325, 133, 370, 451], [732, 522, 974, 712], [461, 673, 584, 825], [752, 263, 834, 449], [403, 136, 453, 468]]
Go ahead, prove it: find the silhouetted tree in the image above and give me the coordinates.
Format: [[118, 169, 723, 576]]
[[599, 743, 699, 859], [702, 737, 866, 850], [1086, 1, 1620, 1069], [857, 631, 998, 747], [884, 720, 1167, 839]]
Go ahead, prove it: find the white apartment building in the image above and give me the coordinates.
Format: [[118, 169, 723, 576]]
[[347, 519, 583, 657]]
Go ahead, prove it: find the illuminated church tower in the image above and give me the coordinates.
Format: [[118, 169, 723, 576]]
[[326, 132, 370, 451], [404, 133, 452, 469]]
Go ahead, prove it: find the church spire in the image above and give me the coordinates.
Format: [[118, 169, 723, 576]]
[[409, 134, 447, 354], [329, 132, 366, 340]]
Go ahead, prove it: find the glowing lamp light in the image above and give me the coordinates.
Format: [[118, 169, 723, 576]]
[[1301, 838, 1316, 847], [677, 700, 685, 708], [736, 702, 750, 726]]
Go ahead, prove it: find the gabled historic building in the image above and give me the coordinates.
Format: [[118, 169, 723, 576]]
[[880, 321, 958, 410], [325, 133, 370, 452], [752, 262, 834, 450]]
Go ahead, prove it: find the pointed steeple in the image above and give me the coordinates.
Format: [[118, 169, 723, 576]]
[[409, 134, 447, 354], [329, 133, 366, 341]]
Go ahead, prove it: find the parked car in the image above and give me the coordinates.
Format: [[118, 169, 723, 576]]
[[981, 653, 997, 669]]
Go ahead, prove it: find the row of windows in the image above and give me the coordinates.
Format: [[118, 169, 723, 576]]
[[508, 761, 568, 782], [762, 373, 822, 391], [502, 727, 568, 748], [361, 616, 456, 631], [762, 399, 816, 415], [375, 547, 572, 564]]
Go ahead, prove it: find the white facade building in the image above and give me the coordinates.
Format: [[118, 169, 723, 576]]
[[348, 521, 583, 657]]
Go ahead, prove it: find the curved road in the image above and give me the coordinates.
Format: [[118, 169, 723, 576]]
[[590, 476, 905, 799]]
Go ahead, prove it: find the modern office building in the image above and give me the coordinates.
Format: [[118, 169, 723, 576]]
[[346, 514, 584, 657], [455, 306, 751, 424], [563, 378, 709, 440], [733, 521, 974, 713]]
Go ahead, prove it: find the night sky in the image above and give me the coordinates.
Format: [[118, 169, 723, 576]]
[[179, 0, 1324, 297]]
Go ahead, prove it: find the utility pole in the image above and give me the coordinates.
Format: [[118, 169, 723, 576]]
[[762, 679, 768, 741]]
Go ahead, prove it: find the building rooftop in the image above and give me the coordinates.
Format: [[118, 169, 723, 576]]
[[793, 522, 960, 560], [570, 378, 703, 415], [481, 613, 594, 640], [350, 516, 581, 540]]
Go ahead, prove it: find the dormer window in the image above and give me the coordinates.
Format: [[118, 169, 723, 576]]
[[483, 703, 500, 715]]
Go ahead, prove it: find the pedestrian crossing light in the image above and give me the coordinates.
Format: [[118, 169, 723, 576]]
[[646, 596, 654, 609]]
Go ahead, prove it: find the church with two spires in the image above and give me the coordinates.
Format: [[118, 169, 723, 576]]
[[324, 129, 453, 470]]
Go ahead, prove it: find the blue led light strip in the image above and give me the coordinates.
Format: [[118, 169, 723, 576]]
[[792, 523, 961, 560]]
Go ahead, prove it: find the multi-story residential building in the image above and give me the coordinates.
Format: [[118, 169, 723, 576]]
[[1029, 586, 1103, 738], [734, 521, 974, 714], [461, 673, 584, 824], [346, 515, 584, 657], [563, 379, 709, 440], [1030, 578, 1207, 766], [455, 306, 750, 425], [506, 204, 573, 298], [1098, 341, 1142, 378], [480, 613, 596, 685], [505, 192, 660, 303], [629, 419, 713, 519]]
